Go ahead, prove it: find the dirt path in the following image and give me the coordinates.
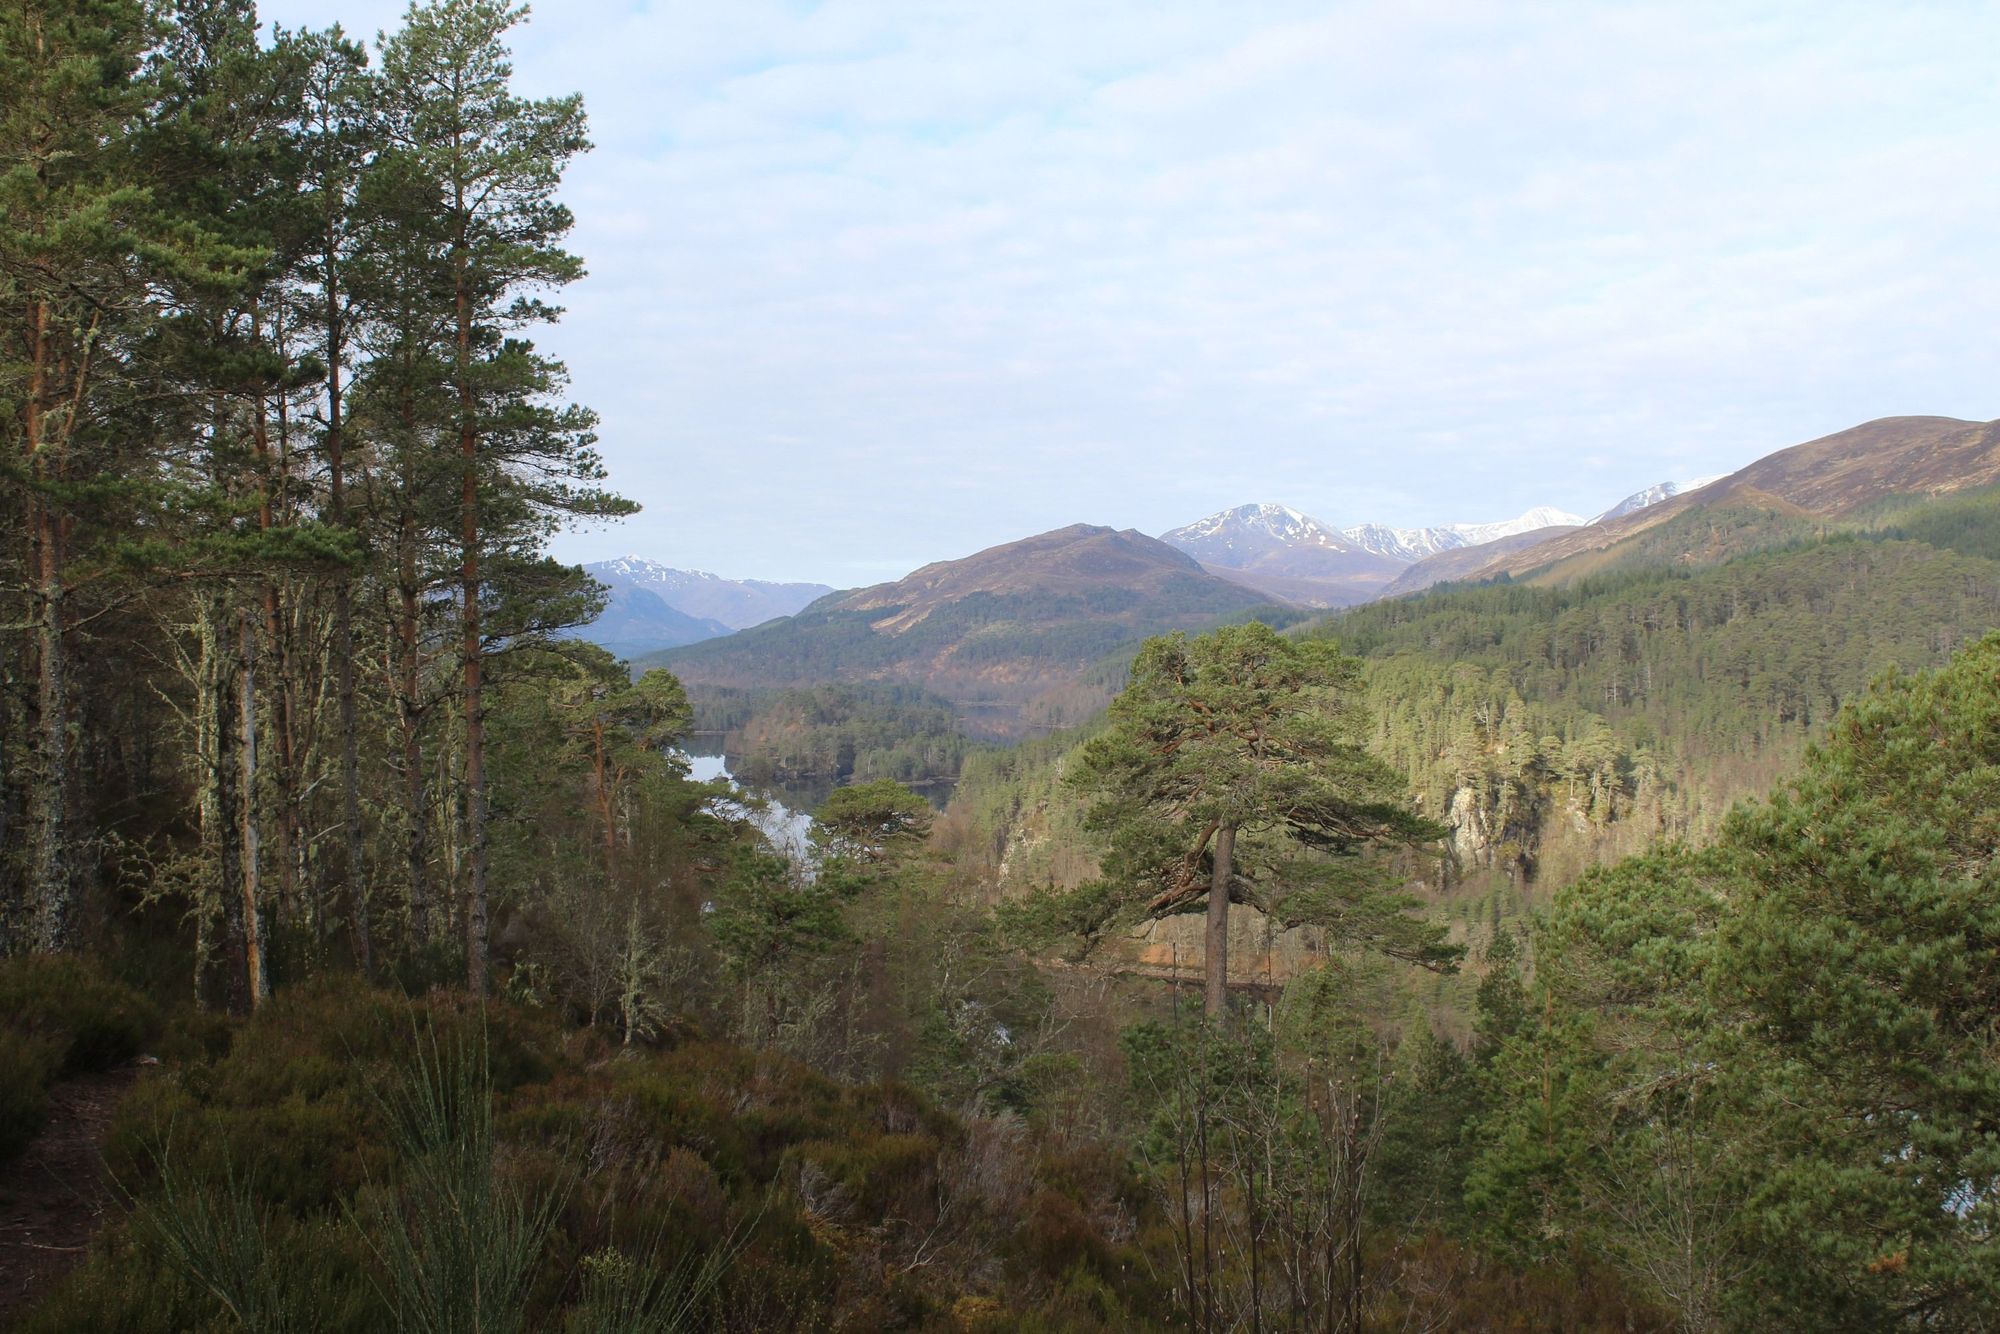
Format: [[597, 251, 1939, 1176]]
[[0, 1066, 140, 1325]]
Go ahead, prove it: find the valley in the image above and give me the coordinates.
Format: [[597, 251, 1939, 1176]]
[[10, 3, 1998, 1327]]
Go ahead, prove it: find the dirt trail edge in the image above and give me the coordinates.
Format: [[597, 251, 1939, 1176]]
[[0, 1066, 141, 1324]]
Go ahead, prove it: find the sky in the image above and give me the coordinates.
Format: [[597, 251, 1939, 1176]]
[[259, 0, 2000, 585]]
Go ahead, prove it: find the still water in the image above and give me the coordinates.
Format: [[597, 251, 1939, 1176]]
[[683, 742, 815, 861]]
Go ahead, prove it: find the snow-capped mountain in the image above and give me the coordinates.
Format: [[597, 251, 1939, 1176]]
[[1159, 503, 1586, 607], [1447, 505, 1590, 547], [1589, 477, 1725, 526], [1164, 503, 1585, 569], [1159, 503, 1364, 567], [1348, 506, 1585, 560], [585, 557, 833, 631]]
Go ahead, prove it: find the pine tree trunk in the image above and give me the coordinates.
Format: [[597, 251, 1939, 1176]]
[[398, 509, 431, 945], [327, 297, 369, 974], [1205, 823, 1235, 1016], [199, 592, 249, 1014], [26, 297, 72, 953], [238, 612, 269, 1007], [252, 368, 302, 947], [455, 242, 488, 995], [593, 715, 617, 865]]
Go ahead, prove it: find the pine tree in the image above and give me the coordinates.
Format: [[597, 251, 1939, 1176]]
[[290, 20, 377, 971], [1070, 622, 1455, 1015], [0, 0, 161, 951], [375, 0, 626, 991]]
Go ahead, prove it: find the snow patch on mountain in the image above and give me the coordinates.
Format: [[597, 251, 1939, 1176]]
[[1162, 503, 1357, 555], [1589, 477, 1726, 525], [1335, 508, 1585, 562], [1163, 504, 1586, 569]]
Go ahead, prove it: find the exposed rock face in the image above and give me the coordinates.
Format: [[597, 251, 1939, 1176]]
[[1115, 904, 1332, 989], [1448, 785, 1494, 865]]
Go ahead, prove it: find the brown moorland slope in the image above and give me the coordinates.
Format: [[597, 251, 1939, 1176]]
[[1460, 416, 2000, 583], [648, 525, 1283, 732]]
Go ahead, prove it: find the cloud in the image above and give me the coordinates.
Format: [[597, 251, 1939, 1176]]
[[258, 0, 2000, 582]]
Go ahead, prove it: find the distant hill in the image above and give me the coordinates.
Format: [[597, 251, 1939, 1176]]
[[948, 476, 2000, 1008], [1158, 504, 1402, 605], [1196, 562, 1403, 609], [576, 556, 834, 657], [1589, 475, 1726, 525], [586, 556, 832, 630], [1338, 506, 1586, 561], [578, 585, 731, 656], [644, 524, 1283, 735], [1463, 416, 2000, 583]]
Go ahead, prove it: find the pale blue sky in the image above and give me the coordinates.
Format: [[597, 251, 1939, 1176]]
[[260, 0, 2000, 584]]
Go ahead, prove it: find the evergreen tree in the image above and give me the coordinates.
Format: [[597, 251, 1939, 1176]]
[[374, 0, 627, 991], [0, 0, 162, 951], [1714, 632, 2000, 1323], [290, 19, 376, 972], [1071, 622, 1455, 1015]]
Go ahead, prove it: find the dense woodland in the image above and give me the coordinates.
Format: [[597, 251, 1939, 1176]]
[[689, 683, 979, 787], [5, 3, 2000, 1332]]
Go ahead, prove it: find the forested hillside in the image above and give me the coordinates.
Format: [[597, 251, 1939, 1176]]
[[691, 682, 981, 787], [955, 501, 2000, 944]]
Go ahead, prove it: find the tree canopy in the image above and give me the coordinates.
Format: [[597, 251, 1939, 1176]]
[[1070, 622, 1455, 1013]]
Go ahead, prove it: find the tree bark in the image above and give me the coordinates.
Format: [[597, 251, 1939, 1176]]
[[199, 592, 249, 1014], [252, 360, 301, 946], [26, 297, 73, 953], [238, 612, 269, 1007], [397, 504, 431, 945], [326, 279, 370, 975], [592, 712, 617, 865], [1205, 823, 1235, 1016], [455, 238, 488, 995]]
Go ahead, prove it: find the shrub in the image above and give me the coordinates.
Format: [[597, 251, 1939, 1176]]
[[0, 953, 161, 1074], [0, 1029, 58, 1161]]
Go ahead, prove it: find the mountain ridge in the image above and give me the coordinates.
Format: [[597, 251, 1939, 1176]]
[[1462, 416, 2000, 583], [588, 556, 833, 629], [646, 523, 1285, 735], [1160, 501, 1585, 604]]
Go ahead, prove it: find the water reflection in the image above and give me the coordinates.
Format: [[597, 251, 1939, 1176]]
[[683, 744, 814, 862], [682, 735, 959, 865]]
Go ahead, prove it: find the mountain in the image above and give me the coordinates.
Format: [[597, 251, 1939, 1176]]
[[949, 443, 2000, 1011], [1462, 416, 2000, 584], [1156, 504, 1403, 607], [1382, 524, 1585, 596], [578, 585, 731, 656], [1589, 476, 1725, 525], [1160, 504, 1366, 569], [1341, 506, 1587, 561], [645, 524, 1283, 735], [1160, 502, 1584, 605], [586, 557, 833, 630]]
